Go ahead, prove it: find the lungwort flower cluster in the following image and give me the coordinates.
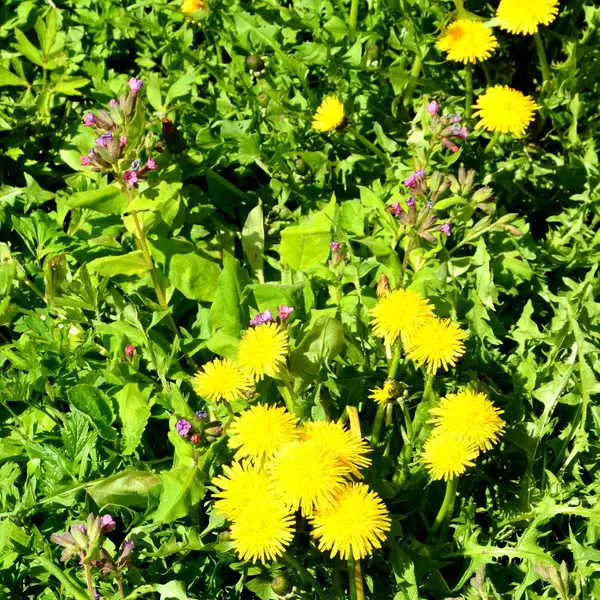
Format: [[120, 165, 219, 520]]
[[211, 405, 390, 562]]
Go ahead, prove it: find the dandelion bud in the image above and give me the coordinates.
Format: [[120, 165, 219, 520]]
[[217, 530, 231, 543], [245, 55, 265, 73], [376, 273, 390, 298], [271, 575, 293, 597], [257, 92, 270, 107], [384, 378, 406, 400], [295, 156, 310, 175], [366, 43, 380, 67]]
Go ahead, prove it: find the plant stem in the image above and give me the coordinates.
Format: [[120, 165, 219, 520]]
[[117, 579, 126, 600], [354, 559, 365, 600], [431, 477, 459, 537], [282, 552, 325, 599], [371, 340, 402, 446], [403, 52, 423, 106], [484, 131, 501, 153], [347, 559, 357, 600], [533, 31, 550, 88], [347, 126, 391, 167], [383, 402, 394, 457], [84, 564, 95, 600], [423, 373, 435, 402], [348, 0, 359, 40], [464, 63, 473, 119]]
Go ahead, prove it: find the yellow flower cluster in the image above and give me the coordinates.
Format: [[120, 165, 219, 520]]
[[421, 389, 506, 481], [212, 405, 391, 562]]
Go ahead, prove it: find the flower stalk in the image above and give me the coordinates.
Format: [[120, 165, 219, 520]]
[[464, 63, 473, 119], [484, 130, 501, 153], [533, 32, 551, 88], [371, 340, 402, 446], [348, 0, 360, 40], [431, 477, 459, 537], [282, 552, 325, 599]]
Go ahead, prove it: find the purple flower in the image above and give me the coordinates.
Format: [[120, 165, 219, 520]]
[[441, 138, 460, 153], [109, 99, 119, 108], [123, 170, 138, 187], [406, 196, 416, 207], [128, 78, 143, 95], [130, 159, 141, 172], [330, 241, 341, 252], [277, 305, 294, 321], [94, 590, 99, 600], [440, 222, 451, 236], [426, 100, 439, 115], [83, 112, 96, 127], [404, 169, 425, 189], [453, 125, 468, 140], [175, 419, 192, 437], [250, 309, 274, 326], [80, 155, 92, 166], [121, 540, 135, 556], [120, 136, 128, 147], [195, 410, 208, 420], [99, 514, 116, 534], [125, 344, 135, 357], [95, 132, 113, 148], [77, 524, 87, 534], [452, 114, 461, 123], [387, 202, 402, 216], [145, 157, 157, 170]]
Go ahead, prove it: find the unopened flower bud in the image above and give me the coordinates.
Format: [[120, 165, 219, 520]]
[[472, 186, 494, 203], [366, 43, 380, 61], [376, 273, 390, 298], [99, 514, 116, 534], [204, 424, 223, 438], [271, 575, 293, 597], [190, 433, 200, 444], [257, 92, 270, 107], [246, 55, 265, 73], [295, 157, 310, 175], [217, 530, 231, 543]]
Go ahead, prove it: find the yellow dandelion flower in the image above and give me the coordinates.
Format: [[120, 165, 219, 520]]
[[312, 96, 346, 132], [406, 317, 467, 374], [369, 288, 434, 346], [212, 461, 271, 521], [421, 430, 479, 481], [310, 483, 391, 560], [497, 0, 559, 35], [473, 85, 539, 138], [428, 389, 505, 452], [368, 382, 394, 407], [192, 357, 252, 403], [230, 496, 295, 563], [436, 19, 498, 63], [300, 421, 371, 478], [267, 439, 349, 516], [237, 323, 288, 381], [181, 0, 205, 14], [228, 404, 299, 464]]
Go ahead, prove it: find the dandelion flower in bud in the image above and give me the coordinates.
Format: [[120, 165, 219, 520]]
[[369, 288, 434, 346], [497, 0, 559, 35], [368, 382, 394, 407], [237, 322, 288, 381], [182, 0, 206, 13], [428, 390, 505, 452], [310, 483, 391, 560], [436, 20, 498, 63], [230, 496, 295, 563], [473, 86, 539, 138], [212, 461, 272, 520], [421, 430, 479, 481], [228, 404, 299, 464], [312, 96, 346, 132], [268, 439, 349, 516], [300, 421, 371, 478], [192, 357, 252, 403], [406, 317, 467, 374]]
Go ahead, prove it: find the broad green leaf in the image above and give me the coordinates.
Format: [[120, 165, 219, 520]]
[[153, 464, 205, 524], [87, 251, 150, 277], [68, 185, 128, 214], [14, 29, 44, 67], [51, 77, 89, 95], [115, 383, 152, 455], [241, 203, 264, 278], [165, 70, 196, 106], [291, 315, 344, 376], [87, 470, 160, 508], [0, 67, 28, 87], [67, 384, 116, 441]]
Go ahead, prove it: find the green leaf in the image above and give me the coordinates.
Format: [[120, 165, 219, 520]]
[[165, 70, 196, 106], [153, 581, 192, 600], [87, 251, 150, 277], [87, 470, 160, 508], [67, 384, 116, 441], [68, 185, 128, 214], [153, 464, 205, 524], [291, 315, 344, 376], [150, 237, 221, 301], [115, 383, 152, 455], [51, 77, 89, 95], [241, 203, 264, 278], [0, 66, 28, 87], [14, 29, 44, 67], [128, 97, 147, 149]]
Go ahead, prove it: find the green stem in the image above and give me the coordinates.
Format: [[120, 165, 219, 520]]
[[347, 559, 357, 600], [383, 402, 394, 457], [117, 578, 126, 600], [354, 559, 365, 600], [423, 373, 435, 402], [348, 127, 391, 167], [431, 477, 459, 537], [372, 340, 402, 446], [403, 53, 423, 105], [533, 31, 550, 88], [282, 552, 325, 599], [484, 131, 501, 153], [278, 368, 301, 416], [348, 0, 359, 40], [388, 339, 402, 379], [464, 63, 473, 119], [84, 564, 96, 600], [36, 556, 89, 600]]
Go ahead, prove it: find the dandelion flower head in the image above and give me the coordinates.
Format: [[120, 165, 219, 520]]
[[436, 19, 498, 63], [369, 288, 434, 346], [368, 382, 394, 407], [473, 85, 539, 138], [428, 389, 505, 452], [192, 357, 252, 403], [421, 430, 479, 481], [228, 404, 299, 464], [310, 483, 391, 560], [237, 322, 288, 381], [496, 0, 559, 35], [312, 96, 346, 132], [181, 0, 205, 14], [300, 421, 371, 478], [406, 317, 467, 374]]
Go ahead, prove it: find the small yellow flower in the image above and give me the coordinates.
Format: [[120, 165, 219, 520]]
[[312, 96, 346, 132], [421, 430, 479, 481], [237, 323, 288, 381], [228, 404, 299, 464], [192, 357, 252, 403], [473, 85, 539, 138], [368, 382, 394, 407], [428, 389, 505, 452], [212, 461, 271, 521], [268, 439, 349, 516], [406, 317, 467, 374], [310, 483, 391, 560], [300, 421, 371, 478], [369, 288, 434, 346], [229, 495, 295, 563], [497, 0, 560, 35], [436, 20, 498, 63], [181, 0, 205, 14]]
